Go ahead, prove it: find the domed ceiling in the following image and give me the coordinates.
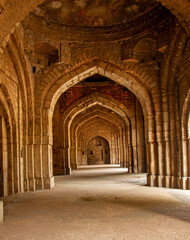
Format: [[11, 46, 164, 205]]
[[33, 0, 156, 27]]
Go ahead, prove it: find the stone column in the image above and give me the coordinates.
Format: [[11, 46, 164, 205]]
[[147, 117, 158, 187], [116, 141, 120, 165], [148, 141, 158, 186], [170, 93, 177, 188], [128, 146, 133, 173], [157, 141, 164, 187], [119, 137, 124, 168], [8, 142, 13, 195], [2, 118, 8, 196], [0, 116, 3, 197], [41, 109, 55, 189], [162, 94, 171, 188], [69, 146, 76, 170], [27, 144, 35, 191], [182, 136, 189, 189], [123, 143, 128, 168], [34, 144, 44, 190], [136, 99, 145, 173], [122, 130, 128, 168], [132, 127, 138, 173], [13, 139, 18, 194], [132, 146, 138, 173], [62, 148, 68, 175], [42, 144, 54, 189], [165, 140, 171, 188], [0, 201, 3, 224], [23, 145, 29, 191]]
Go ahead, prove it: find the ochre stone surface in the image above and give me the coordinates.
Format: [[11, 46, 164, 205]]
[[0, 0, 190, 200], [0, 201, 3, 224]]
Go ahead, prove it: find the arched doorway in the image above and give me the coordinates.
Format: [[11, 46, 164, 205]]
[[87, 136, 110, 165], [41, 59, 156, 188], [52, 73, 146, 176]]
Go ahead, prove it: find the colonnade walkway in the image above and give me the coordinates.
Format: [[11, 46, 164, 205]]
[[0, 166, 190, 240]]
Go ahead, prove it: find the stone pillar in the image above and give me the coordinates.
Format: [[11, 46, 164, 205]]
[[23, 145, 29, 191], [2, 117, 8, 196], [136, 100, 145, 173], [69, 146, 76, 170], [122, 130, 128, 168], [147, 142, 158, 186], [165, 140, 171, 188], [170, 93, 178, 188], [157, 141, 165, 187], [34, 144, 43, 190], [182, 137, 189, 189], [61, 148, 68, 175], [27, 144, 35, 191], [116, 143, 120, 165], [128, 145, 133, 173], [123, 143, 128, 168], [162, 94, 171, 188], [0, 116, 3, 197], [119, 138, 124, 168], [59, 148, 64, 175], [8, 142, 13, 195], [13, 140, 18, 194], [0, 201, 3, 224], [131, 126, 138, 173], [132, 145, 138, 173], [42, 144, 54, 189]]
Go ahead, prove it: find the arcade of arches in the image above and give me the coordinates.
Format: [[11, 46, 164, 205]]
[[0, 0, 190, 199]]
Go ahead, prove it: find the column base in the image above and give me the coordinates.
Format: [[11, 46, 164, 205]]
[[24, 179, 30, 192], [181, 177, 190, 190], [44, 176, 55, 189], [63, 168, 67, 175], [133, 166, 138, 173], [71, 162, 77, 169], [66, 167, 72, 175], [147, 175, 188, 189], [164, 175, 178, 188], [176, 176, 181, 189], [165, 176, 172, 188], [158, 175, 165, 187], [29, 179, 36, 191], [147, 174, 157, 187], [171, 176, 177, 188], [35, 178, 44, 190]]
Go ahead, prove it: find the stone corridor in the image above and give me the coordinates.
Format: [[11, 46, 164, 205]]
[[0, 0, 190, 238]]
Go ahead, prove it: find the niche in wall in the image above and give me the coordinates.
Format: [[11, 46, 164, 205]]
[[87, 136, 110, 165]]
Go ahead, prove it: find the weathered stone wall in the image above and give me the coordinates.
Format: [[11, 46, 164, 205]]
[[86, 136, 110, 165]]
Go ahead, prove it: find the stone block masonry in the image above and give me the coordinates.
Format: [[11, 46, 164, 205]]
[[0, 201, 3, 224]]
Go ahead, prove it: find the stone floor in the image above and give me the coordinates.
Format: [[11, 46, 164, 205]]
[[0, 166, 190, 240]]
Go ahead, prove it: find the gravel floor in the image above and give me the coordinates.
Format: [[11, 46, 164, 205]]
[[0, 167, 190, 240]]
